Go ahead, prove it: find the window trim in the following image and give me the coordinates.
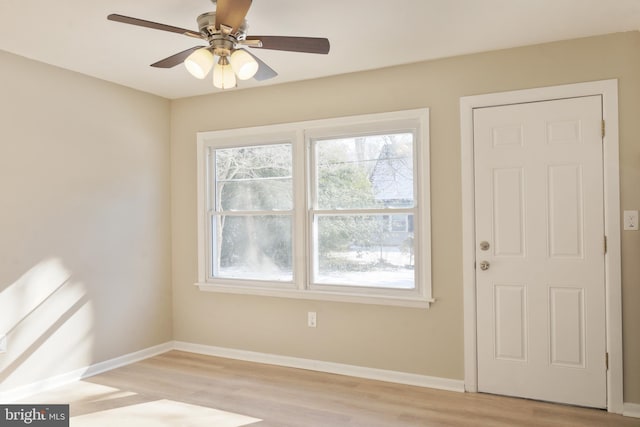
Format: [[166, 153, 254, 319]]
[[196, 109, 433, 308]]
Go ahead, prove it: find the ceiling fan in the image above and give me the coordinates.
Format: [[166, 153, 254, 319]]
[[108, 0, 330, 89]]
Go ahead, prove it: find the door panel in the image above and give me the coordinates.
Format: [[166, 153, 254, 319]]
[[494, 284, 527, 362], [548, 164, 583, 258], [493, 168, 525, 256], [549, 286, 585, 368], [474, 96, 606, 408]]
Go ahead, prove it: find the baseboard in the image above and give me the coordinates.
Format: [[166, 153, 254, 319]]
[[624, 402, 640, 418], [173, 341, 465, 393], [4, 339, 637, 418], [0, 341, 173, 403]]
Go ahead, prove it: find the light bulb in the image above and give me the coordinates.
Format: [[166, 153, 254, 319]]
[[229, 49, 259, 80], [213, 56, 237, 89], [184, 48, 214, 79]]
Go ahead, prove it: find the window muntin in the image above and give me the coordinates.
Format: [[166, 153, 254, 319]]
[[197, 109, 431, 307]]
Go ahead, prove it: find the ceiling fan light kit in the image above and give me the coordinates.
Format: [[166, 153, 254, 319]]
[[185, 48, 214, 79], [230, 49, 259, 80], [213, 56, 237, 89], [107, 0, 330, 91]]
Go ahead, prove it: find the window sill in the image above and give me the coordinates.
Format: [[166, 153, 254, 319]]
[[195, 283, 434, 309]]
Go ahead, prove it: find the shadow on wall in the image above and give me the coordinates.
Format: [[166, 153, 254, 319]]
[[0, 258, 94, 395]]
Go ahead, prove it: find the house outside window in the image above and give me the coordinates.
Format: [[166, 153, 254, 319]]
[[196, 109, 432, 307]]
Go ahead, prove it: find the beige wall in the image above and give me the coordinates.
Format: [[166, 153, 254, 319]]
[[1, 30, 637, 405], [171, 31, 640, 403], [0, 51, 173, 392]]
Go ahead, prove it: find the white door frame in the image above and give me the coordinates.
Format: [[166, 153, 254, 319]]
[[460, 79, 623, 413]]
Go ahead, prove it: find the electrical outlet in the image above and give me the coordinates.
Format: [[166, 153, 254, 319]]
[[0, 335, 7, 353], [624, 210, 639, 231], [307, 312, 317, 328]]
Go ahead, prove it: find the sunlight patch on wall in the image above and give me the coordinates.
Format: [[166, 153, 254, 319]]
[[0, 258, 94, 391], [0, 258, 71, 334]]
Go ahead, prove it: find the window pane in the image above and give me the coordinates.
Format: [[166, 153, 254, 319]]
[[390, 214, 408, 232], [218, 179, 292, 211], [215, 144, 292, 211], [212, 215, 292, 281], [314, 133, 414, 210], [314, 214, 415, 289]]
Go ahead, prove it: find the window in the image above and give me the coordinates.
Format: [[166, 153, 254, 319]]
[[197, 109, 432, 307], [211, 144, 293, 282], [309, 133, 415, 290]]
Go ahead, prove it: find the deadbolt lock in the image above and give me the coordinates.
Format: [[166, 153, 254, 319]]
[[479, 241, 490, 251]]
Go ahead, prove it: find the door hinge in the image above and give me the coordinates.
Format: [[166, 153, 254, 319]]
[[606, 352, 609, 370], [604, 236, 608, 254], [602, 120, 606, 139]]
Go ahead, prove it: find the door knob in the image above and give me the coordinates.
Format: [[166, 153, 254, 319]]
[[479, 261, 490, 271]]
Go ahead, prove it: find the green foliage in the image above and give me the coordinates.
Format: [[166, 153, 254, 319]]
[[317, 162, 375, 209], [316, 150, 378, 253]]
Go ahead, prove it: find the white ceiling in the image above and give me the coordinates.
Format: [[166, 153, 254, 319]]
[[1, 0, 639, 99]]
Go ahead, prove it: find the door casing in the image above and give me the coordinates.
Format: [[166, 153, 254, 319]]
[[460, 80, 623, 413]]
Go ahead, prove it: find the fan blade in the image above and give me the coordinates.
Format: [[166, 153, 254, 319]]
[[242, 49, 278, 81], [151, 46, 204, 68], [245, 36, 330, 54], [215, 0, 252, 32], [108, 14, 202, 39]]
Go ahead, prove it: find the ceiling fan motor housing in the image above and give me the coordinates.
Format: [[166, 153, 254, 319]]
[[197, 12, 247, 57]]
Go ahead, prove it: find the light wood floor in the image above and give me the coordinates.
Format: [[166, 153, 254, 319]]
[[24, 350, 640, 426]]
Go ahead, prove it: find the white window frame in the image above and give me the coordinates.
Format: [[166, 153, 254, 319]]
[[196, 109, 433, 308]]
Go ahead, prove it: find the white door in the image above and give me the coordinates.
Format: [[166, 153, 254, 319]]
[[474, 96, 606, 408]]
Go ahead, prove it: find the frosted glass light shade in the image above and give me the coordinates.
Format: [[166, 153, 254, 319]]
[[229, 49, 259, 80], [213, 57, 237, 89], [184, 48, 214, 79]]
